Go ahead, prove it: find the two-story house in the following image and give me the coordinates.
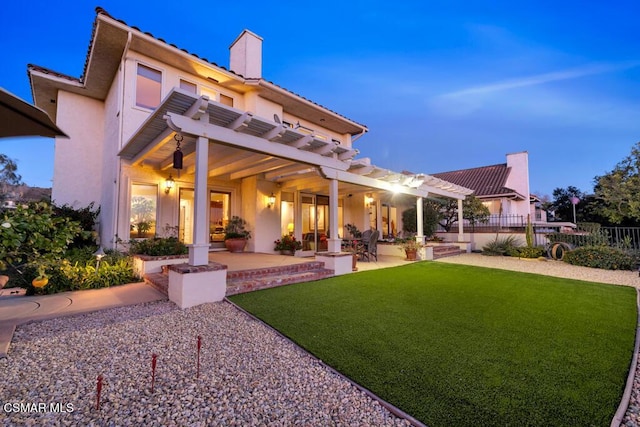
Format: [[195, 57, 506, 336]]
[[29, 8, 472, 270]]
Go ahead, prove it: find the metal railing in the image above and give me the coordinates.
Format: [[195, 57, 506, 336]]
[[438, 214, 527, 232]]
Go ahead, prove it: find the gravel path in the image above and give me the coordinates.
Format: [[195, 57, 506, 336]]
[[0, 301, 411, 426]]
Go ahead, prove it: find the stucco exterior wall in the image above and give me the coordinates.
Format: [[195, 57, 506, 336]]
[[505, 151, 530, 216], [52, 91, 104, 207]]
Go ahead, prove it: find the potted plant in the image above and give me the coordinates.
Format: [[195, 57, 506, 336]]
[[397, 238, 422, 261], [344, 240, 361, 271], [224, 216, 252, 253], [274, 235, 302, 255]]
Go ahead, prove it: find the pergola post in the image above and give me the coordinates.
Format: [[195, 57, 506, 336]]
[[457, 198, 464, 242], [189, 134, 210, 266], [327, 178, 341, 252], [416, 196, 425, 245]]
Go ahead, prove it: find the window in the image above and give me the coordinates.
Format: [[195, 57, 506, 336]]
[[179, 79, 197, 94], [130, 184, 157, 238], [220, 94, 234, 107], [136, 64, 162, 109]]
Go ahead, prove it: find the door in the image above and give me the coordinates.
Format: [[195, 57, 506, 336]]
[[300, 194, 330, 256]]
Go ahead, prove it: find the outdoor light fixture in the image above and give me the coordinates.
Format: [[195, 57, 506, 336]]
[[165, 174, 175, 194], [93, 247, 105, 273], [173, 133, 183, 170], [365, 195, 374, 207], [267, 192, 276, 208]]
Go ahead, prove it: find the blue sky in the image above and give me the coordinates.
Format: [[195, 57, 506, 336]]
[[1, 0, 638, 199]]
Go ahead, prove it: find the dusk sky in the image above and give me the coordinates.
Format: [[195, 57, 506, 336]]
[[1, 1, 638, 199]]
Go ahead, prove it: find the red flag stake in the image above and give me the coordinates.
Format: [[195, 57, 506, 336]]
[[151, 353, 157, 393], [197, 335, 202, 379], [96, 375, 103, 410]]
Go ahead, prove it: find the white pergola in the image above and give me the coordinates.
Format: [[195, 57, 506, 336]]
[[120, 88, 473, 265]]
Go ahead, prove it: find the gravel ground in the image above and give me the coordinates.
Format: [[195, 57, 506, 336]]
[[0, 301, 411, 426], [2, 254, 639, 426]]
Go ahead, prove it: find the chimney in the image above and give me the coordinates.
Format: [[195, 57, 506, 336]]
[[229, 29, 263, 78]]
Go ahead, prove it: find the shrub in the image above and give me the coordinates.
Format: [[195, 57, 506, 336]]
[[509, 246, 546, 259], [564, 246, 636, 270], [25, 250, 135, 295], [547, 230, 610, 247], [482, 236, 521, 256], [53, 202, 100, 248], [129, 237, 188, 256], [0, 202, 82, 271]]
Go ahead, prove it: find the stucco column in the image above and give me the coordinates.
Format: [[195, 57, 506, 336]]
[[458, 198, 464, 242], [189, 135, 210, 266], [327, 178, 341, 252], [416, 196, 424, 245]]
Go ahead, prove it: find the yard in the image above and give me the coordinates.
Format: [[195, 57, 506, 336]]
[[229, 262, 637, 426]]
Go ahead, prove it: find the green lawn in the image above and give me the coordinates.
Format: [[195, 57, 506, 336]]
[[229, 262, 637, 427]]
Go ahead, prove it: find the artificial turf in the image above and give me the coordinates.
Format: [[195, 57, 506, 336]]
[[229, 262, 637, 426]]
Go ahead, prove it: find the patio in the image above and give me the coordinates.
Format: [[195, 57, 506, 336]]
[[207, 251, 415, 273]]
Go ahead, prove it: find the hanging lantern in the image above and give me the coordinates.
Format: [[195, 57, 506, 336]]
[[173, 133, 184, 170]]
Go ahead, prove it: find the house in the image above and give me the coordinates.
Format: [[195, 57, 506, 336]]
[[432, 151, 539, 226], [28, 8, 472, 305]]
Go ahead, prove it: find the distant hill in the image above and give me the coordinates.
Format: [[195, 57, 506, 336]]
[[1, 185, 51, 203]]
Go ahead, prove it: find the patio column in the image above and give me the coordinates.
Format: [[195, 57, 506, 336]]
[[327, 178, 341, 252], [190, 135, 210, 266], [416, 196, 425, 245], [458, 198, 464, 242]]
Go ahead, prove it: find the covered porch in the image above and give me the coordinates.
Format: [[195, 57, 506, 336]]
[[120, 88, 473, 307]]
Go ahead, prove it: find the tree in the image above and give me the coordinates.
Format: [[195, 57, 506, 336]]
[[402, 195, 490, 234], [436, 195, 490, 232], [594, 142, 640, 225], [550, 186, 585, 222], [0, 154, 23, 200]]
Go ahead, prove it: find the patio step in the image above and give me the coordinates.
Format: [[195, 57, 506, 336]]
[[432, 245, 462, 259], [144, 273, 169, 296], [226, 261, 334, 296], [144, 261, 335, 298]]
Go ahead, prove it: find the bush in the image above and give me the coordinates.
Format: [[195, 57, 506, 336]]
[[482, 236, 521, 256], [53, 202, 100, 248], [129, 237, 188, 256], [0, 202, 82, 271], [509, 246, 546, 259], [563, 246, 636, 270], [547, 230, 610, 247]]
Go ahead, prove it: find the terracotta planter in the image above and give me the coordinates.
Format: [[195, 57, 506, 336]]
[[279, 250, 294, 256], [0, 275, 9, 288], [405, 249, 417, 261], [225, 238, 247, 253]]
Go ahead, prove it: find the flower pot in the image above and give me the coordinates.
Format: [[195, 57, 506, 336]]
[[280, 250, 294, 256], [405, 249, 417, 261], [0, 275, 9, 289], [225, 238, 247, 253]]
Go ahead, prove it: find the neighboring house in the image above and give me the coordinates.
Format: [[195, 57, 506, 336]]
[[28, 8, 472, 265], [432, 151, 538, 226]]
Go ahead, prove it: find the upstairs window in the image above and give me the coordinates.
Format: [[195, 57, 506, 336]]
[[136, 64, 162, 110], [180, 79, 197, 94], [220, 94, 234, 107]]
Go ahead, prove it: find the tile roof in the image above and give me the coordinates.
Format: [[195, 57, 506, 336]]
[[432, 163, 520, 198], [88, 7, 365, 129]]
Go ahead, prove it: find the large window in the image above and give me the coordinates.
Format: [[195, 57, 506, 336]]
[[130, 184, 157, 238], [136, 64, 162, 109], [280, 192, 295, 236]]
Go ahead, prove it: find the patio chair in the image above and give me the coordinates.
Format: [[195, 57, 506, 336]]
[[360, 229, 380, 262]]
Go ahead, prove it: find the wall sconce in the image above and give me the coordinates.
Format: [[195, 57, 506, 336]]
[[165, 174, 175, 194], [267, 192, 276, 208], [364, 195, 374, 207]]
